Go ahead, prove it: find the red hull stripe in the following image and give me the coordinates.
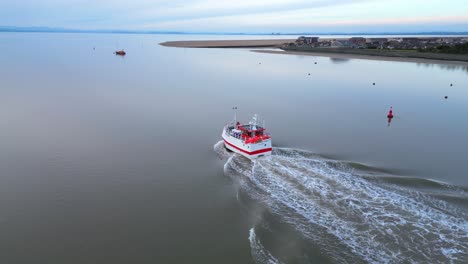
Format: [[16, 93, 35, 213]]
[[224, 139, 272, 155]]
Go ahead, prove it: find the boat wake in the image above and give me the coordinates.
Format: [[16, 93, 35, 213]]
[[214, 141, 468, 264], [249, 228, 282, 264]]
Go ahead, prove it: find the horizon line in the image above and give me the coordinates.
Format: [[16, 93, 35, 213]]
[[1, 26, 468, 36]]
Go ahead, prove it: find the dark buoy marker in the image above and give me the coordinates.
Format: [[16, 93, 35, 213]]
[[445, 96, 448, 99], [387, 107, 394, 119], [314, 62, 317, 64], [373, 82, 376, 85], [308, 73, 311, 75], [450, 83, 453, 86]]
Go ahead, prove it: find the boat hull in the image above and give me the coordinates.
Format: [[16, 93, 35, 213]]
[[222, 131, 272, 159]]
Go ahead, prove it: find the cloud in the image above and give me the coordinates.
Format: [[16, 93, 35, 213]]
[[136, 0, 370, 21], [0, 0, 467, 32], [140, 0, 468, 32]]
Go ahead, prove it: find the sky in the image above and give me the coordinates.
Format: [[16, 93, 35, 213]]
[[1, 0, 468, 33]]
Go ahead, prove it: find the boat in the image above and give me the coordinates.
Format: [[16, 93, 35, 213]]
[[222, 112, 272, 160], [115, 50, 126, 56]]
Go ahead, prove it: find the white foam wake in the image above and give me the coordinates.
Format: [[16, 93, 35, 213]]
[[249, 228, 282, 264], [219, 145, 468, 264]]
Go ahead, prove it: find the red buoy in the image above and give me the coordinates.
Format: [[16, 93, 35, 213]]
[[387, 107, 394, 118]]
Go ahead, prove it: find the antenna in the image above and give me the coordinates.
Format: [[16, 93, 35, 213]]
[[232, 107, 237, 125]]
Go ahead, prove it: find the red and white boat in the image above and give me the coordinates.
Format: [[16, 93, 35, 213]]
[[222, 113, 272, 159]]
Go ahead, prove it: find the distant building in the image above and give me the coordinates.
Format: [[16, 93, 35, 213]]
[[387, 38, 403, 42], [331, 40, 351, 47], [387, 40, 400, 49], [349, 37, 367, 46], [402, 37, 419, 42], [296, 36, 319, 45], [442, 38, 454, 44], [366, 38, 388, 45]]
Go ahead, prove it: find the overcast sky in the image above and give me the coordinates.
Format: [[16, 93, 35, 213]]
[[1, 0, 467, 32]]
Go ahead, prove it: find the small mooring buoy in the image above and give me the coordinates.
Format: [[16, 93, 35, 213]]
[[373, 82, 376, 85], [450, 83, 453, 87], [314, 62, 317, 64], [387, 107, 394, 119], [445, 96, 448, 99], [308, 73, 311, 75]]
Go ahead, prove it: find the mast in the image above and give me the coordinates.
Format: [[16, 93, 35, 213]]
[[250, 114, 258, 137]]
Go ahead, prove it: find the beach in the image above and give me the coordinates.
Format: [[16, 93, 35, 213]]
[[160, 39, 293, 48]]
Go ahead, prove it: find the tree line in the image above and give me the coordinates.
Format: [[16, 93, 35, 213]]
[[419, 42, 468, 54]]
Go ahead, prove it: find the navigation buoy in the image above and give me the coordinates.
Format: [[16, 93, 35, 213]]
[[387, 107, 394, 118], [445, 96, 448, 99], [450, 83, 453, 86], [373, 82, 376, 85], [314, 62, 317, 64], [308, 73, 311, 75], [387, 107, 394, 126]]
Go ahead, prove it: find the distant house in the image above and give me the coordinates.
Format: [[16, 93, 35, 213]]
[[442, 38, 454, 44], [366, 38, 388, 45], [388, 38, 403, 42], [365, 38, 388, 49], [386, 40, 400, 49], [402, 37, 419, 42], [349, 37, 367, 47], [331, 40, 351, 48], [296, 36, 319, 45]]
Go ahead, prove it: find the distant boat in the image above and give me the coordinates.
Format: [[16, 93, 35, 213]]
[[115, 50, 126, 56]]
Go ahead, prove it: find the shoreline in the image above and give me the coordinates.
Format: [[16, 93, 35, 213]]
[[160, 39, 468, 66], [253, 50, 468, 66]]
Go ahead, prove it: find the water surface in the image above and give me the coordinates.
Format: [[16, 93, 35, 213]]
[[0, 32, 467, 263]]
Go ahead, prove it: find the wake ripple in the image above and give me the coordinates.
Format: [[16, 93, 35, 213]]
[[249, 228, 282, 264], [215, 142, 468, 264]]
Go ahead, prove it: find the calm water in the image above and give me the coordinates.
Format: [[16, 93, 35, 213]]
[[0, 32, 467, 263]]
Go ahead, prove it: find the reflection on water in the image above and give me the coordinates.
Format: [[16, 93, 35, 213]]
[[387, 117, 393, 126], [329, 57, 350, 64], [439, 64, 468, 74], [416, 62, 468, 74]]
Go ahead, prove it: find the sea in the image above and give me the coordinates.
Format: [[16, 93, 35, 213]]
[[0, 32, 467, 263]]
